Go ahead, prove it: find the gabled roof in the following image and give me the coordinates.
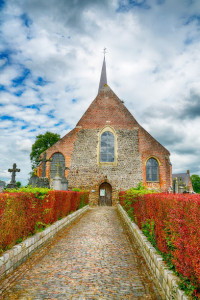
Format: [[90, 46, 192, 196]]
[[172, 173, 190, 186], [76, 85, 139, 129]]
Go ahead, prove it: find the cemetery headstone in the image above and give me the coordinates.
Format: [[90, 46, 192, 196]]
[[53, 161, 62, 190], [0, 180, 6, 192], [38, 177, 50, 188], [29, 169, 50, 188], [28, 174, 39, 187], [61, 177, 68, 190], [7, 163, 20, 189]]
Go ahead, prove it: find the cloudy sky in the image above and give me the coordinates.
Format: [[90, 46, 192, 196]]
[[0, 0, 200, 185]]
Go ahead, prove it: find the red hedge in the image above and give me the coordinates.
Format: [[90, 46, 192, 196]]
[[119, 192, 200, 294], [0, 190, 89, 252]]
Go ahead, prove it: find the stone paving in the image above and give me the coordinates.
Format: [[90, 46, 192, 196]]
[[1, 207, 163, 299]]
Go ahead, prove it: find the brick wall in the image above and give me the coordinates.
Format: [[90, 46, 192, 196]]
[[139, 127, 172, 191]]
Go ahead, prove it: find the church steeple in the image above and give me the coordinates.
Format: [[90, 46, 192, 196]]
[[98, 50, 107, 93]]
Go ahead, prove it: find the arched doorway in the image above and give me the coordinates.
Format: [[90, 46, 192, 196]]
[[99, 182, 112, 206]]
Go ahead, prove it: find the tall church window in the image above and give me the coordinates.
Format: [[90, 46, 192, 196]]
[[50, 152, 65, 179], [146, 158, 159, 182], [100, 131, 115, 162]]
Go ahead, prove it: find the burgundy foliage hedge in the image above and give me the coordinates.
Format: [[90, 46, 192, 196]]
[[119, 192, 200, 296], [0, 191, 89, 252]]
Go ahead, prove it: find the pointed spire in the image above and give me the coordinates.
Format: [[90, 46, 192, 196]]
[[98, 50, 107, 93]]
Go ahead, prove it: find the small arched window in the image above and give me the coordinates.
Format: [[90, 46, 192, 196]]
[[100, 131, 115, 162], [146, 158, 159, 182]]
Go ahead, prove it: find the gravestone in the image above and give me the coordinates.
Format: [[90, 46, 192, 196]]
[[53, 161, 62, 190], [53, 174, 62, 190], [7, 163, 20, 189], [0, 180, 6, 192], [28, 174, 39, 187], [61, 177, 68, 190], [38, 177, 50, 188]]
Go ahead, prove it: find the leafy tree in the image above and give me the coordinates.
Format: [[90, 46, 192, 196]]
[[191, 174, 200, 193], [16, 181, 22, 188], [30, 132, 60, 170]]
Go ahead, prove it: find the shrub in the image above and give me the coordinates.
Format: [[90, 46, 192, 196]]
[[0, 188, 89, 253], [119, 191, 200, 298]]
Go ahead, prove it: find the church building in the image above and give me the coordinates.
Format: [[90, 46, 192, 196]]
[[37, 56, 172, 205]]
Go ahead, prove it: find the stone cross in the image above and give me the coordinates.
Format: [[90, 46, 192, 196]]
[[8, 163, 20, 184], [38, 152, 51, 177]]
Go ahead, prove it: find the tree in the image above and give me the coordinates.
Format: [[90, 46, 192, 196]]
[[30, 132, 60, 170], [16, 181, 22, 188], [191, 174, 200, 193]]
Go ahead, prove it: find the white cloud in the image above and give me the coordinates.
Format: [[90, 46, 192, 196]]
[[16, 139, 32, 151]]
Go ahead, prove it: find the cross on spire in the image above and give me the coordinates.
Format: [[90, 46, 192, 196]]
[[103, 48, 107, 55], [8, 163, 20, 184], [98, 48, 107, 93]]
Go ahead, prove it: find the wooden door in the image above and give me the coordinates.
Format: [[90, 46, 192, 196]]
[[99, 183, 112, 206]]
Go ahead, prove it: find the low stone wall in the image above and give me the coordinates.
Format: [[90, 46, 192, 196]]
[[0, 205, 89, 281], [117, 204, 190, 300]]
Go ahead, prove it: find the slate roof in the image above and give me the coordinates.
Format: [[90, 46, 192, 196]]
[[172, 173, 190, 186], [98, 55, 107, 93]]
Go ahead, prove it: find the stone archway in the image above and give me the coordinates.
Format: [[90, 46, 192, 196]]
[[99, 182, 112, 206]]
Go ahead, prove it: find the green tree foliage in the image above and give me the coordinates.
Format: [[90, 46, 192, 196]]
[[191, 174, 200, 193], [16, 181, 22, 188], [30, 132, 60, 170]]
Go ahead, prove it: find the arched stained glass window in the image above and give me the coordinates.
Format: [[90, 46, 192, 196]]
[[100, 131, 115, 162], [50, 153, 65, 179], [146, 158, 159, 182]]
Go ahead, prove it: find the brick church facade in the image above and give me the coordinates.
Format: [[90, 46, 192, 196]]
[[37, 56, 172, 205]]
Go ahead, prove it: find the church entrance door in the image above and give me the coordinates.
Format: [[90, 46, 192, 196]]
[[99, 182, 112, 206]]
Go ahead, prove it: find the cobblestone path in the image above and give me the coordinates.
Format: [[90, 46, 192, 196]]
[[1, 207, 163, 299]]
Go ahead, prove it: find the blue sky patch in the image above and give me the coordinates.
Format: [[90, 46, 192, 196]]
[[0, 0, 5, 11], [55, 121, 64, 126], [72, 98, 77, 103], [12, 68, 31, 87], [1, 115, 15, 121], [0, 51, 11, 68], [184, 37, 193, 45], [14, 90, 24, 97], [0, 85, 6, 91], [117, 0, 150, 12], [34, 76, 49, 86], [47, 110, 55, 119], [26, 104, 41, 111], [184, 15, 200, 26], [20, 13, 32, 28]]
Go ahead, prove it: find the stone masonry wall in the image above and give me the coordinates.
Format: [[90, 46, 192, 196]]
[[68, 128, 143, 205]]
